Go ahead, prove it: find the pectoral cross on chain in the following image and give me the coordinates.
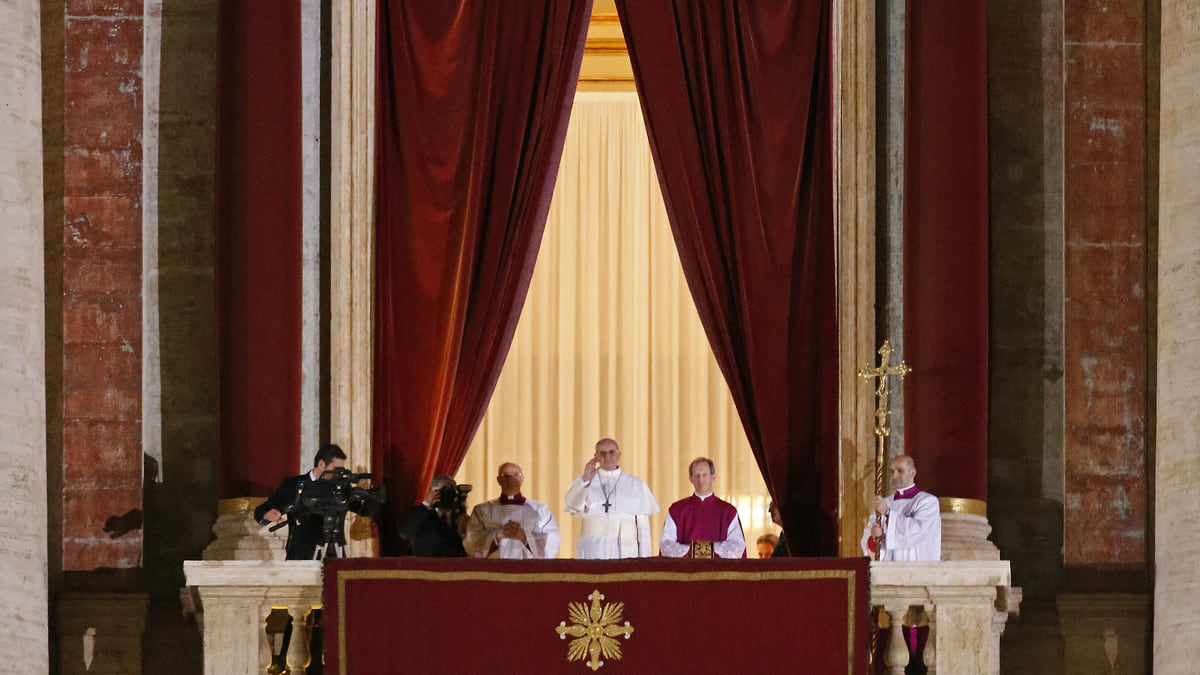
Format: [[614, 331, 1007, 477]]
[[599, 474, 621, 514]]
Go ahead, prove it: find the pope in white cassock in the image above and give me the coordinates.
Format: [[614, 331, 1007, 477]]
[[860, 454, 941, 561], [464, 462, 561, 559], [564, 437, 659, 559]]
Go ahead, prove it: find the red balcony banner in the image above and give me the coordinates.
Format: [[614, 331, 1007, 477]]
[[323, 556, 868, 674]]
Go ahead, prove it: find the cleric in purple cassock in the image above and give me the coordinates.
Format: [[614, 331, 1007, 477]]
[[660, 458, 747, 558]]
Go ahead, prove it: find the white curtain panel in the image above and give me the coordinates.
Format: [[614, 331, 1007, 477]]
[[457, 92, 777, 557]]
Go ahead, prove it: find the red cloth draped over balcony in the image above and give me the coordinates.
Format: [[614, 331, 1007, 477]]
[[372, 0, 592, 554], [615, 1, 839, 554], [324, 556, 868, 674]]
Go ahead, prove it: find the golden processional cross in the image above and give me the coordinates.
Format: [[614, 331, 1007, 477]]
[[857, 340, 910, 559]]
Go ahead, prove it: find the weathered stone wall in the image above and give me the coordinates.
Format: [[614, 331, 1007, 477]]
[[42, 0, 218, 672], [1061, 0, 1150, 574], [60, 0, 145, 573], [987, 0, 1067, 669], [0, 0, 49, 671], [141, 0, 218, 672], [988, 0, 1066, 600], [988, 0, 1155, 671], [147, 0, 218, 592]]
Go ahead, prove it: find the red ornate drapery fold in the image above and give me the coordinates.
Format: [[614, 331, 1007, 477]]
[[373, 0, 591, 554], [615, 1, 839, 555]]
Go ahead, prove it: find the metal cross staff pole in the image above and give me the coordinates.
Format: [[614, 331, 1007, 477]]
[[857, 340, 910, 560]]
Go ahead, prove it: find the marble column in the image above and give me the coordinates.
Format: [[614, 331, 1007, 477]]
[[0, 2, 49, 671], [1155, 3, 1200, 671], [330, 0, 377, 557]]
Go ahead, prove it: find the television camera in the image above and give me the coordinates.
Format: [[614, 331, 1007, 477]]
[[270, 467, 386, 559]]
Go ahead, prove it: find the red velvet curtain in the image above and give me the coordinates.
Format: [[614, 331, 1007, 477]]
[[216, 1, 303, 497], [373, 0, 591, 554], [615, 1, 838, 555], [903, 1, 989, 501]]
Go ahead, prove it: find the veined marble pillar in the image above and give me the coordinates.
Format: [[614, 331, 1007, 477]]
[[329, 0, 376, 557], [1155, 3, 1200, 671], [0, 1, 49, 671]]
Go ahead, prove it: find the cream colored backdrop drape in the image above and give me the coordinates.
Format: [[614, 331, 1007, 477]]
[[456, 92, 776, 557]]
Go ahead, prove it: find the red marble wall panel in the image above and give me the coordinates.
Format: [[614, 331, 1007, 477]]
[[1062, 0, 1148, 567], [63, 422, 142, 486], [61, 0, 144, 571]]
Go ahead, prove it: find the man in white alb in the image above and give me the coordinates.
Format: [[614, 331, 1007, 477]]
[[464, 462, 561, 559], [564, 437, 659, 558], [861, 455, 941, 667], [860, 454, 941, 561]]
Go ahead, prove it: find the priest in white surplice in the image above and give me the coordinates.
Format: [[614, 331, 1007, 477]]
[[464, 462, 561, 559], [564, 437, 659, 558], [860, 454, 941, 561]]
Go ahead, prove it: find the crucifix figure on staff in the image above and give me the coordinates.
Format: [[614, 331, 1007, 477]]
[[858, 340, 910, 560]]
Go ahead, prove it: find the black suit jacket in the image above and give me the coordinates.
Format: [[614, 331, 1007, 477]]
[[772, 531, 791, 557], [398, 505, 467, 558], [255, 472, 341, 560]]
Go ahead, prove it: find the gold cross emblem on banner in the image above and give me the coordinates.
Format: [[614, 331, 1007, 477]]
[[554, 589, 635, 671]]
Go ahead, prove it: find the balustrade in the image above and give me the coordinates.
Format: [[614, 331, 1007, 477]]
[[185, 559, 1020, 674], [869, 561, 1020, 675]]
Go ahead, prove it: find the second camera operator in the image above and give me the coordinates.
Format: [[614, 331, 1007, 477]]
[[398, 475, 472, 557], [254, 444, 380, 560]]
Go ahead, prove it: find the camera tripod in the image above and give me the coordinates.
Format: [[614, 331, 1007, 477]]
[[312, 540, 346, 560]]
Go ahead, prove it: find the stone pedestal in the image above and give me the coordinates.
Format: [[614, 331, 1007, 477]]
[[203, 498, 285, 561], [56, 592, 149, 675], [940, 497, 1001, 561]]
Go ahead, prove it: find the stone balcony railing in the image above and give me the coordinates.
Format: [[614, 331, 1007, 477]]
[[184, 559, 1020, 675], [185, 561, 323, 675], [870, 560, 1020, 675]]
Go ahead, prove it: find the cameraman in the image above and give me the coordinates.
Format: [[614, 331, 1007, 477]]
[[398, 475, 468, 557], [255, 443, 363, 560]]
